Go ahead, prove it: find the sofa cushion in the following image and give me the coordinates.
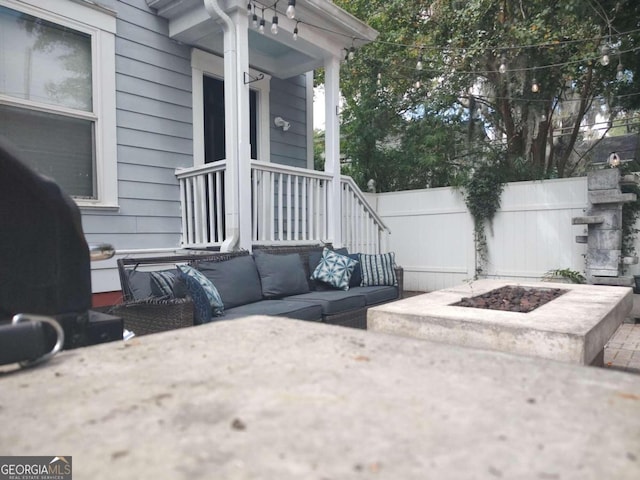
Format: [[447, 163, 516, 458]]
[[359, 252, 398, 286], [178, 273, 213, 325], [177, 265, 224, 318], [197, 256, 263, 309], [349, 286, 399, 305], [347, 253, 362, 287], [223, 300, 322, 322], [311, 248, 358, 291], [253, 250, 310, 298], [125, 269, 153, 300], [283, 290, 366, 315]]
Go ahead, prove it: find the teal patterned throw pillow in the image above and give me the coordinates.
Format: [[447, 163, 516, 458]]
[[311, 248, 358, 290], [177, 264, 224, 319]]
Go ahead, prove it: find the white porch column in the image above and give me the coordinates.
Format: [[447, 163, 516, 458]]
[[205, 1, 252, 252], [324, 55, 342, 247]]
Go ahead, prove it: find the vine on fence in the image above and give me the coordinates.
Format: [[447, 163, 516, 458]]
[[462, 161, 505, 279]]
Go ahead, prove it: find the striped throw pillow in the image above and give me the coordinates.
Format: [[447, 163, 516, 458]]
[[359, 252, 397, 286]]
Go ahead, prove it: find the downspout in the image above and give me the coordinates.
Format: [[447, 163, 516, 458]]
[[203, 0, 240, 252]]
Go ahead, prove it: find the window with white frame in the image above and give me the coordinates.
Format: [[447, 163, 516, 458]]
[[0, 0, 117, 207]]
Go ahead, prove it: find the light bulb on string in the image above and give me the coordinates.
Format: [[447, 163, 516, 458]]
[[531, 78, 539, 93], [259, 16, 265, 34], [600, 44, 610, 66], [252, 12, 258, 28], [247, 1, 252, 16], [271, 15, 279, 35], [377, 72, 382, 87], [416, 50, 423, 71], [540, 113, 547, 122], [617, 62, 624, 81], [286, 0, 296, 19], [293, 23, 299, 41], [415, 80, 421, 89], [348, 46, 355, 61], [498, 56, 507, 74]]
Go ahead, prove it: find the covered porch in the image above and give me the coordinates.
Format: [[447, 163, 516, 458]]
[[147, 0, 386, 253]]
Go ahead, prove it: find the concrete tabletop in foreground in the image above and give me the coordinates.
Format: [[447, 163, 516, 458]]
[[1, 316, 639, 479]]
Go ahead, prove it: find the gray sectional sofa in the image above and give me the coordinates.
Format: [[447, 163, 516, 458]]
[[115, 244, 403, 335]]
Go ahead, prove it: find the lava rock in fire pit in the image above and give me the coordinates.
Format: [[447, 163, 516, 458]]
[[453, 285, 566, 313]]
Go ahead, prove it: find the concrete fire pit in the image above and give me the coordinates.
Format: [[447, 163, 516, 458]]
[[368, 279, 633, 365]]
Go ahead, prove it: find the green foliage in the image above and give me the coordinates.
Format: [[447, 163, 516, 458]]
[[542, 268, 586, 284], [332, 0, 640, 187], [460, 157, 506, 277]]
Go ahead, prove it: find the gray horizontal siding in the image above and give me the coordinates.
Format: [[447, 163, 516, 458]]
[[116, 37, 191, 73], [116, 56, 191, 92], [116, 92, 192, 123], [117, 145, 192, 169], [81, 0, 192, 260], [270, 75, 307, 168], [118, 163, 183, 185], [117, 74, 192, 107], [117, 110, 192, 139], [117, 128, 193, 155], [115, 198, 183, 217]]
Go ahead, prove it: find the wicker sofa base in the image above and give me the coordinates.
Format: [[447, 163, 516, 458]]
[[105, 298, 194, 336]]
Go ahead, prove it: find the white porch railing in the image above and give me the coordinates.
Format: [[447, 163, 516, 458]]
[[341, 175, 390, 254], [175, 161, 389, 252]]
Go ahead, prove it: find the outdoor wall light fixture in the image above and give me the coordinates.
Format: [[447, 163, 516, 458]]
[[274, 116, 291, 131]]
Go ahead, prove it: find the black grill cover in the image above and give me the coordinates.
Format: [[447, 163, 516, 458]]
[[0, 137, 92, 320]]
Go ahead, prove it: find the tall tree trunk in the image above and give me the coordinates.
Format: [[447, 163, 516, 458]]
[[557, 66, 593, 177]]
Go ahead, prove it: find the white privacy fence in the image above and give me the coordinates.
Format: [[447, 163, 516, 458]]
[[175, 161, 388, 252], [375, 177, 617, 292]]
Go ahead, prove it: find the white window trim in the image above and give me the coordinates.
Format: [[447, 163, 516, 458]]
[[0, 0, 118, 209], [191, 48, 271, 166]]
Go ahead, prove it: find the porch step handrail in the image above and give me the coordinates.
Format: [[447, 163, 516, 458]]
[[340, 175, 390, 254], [340, 175, 389, 233]]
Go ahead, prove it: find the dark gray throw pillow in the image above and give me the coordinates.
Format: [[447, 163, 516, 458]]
[[253, 250, 310, 298], [125, 269, 153, 300], [197, 256, 263, 309]]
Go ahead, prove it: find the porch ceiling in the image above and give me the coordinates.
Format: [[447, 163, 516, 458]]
[[146, 0, 378, 78]]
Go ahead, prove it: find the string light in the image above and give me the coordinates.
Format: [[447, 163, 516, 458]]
[[600, 43, 610, 66], [617, 61, 624, 81], [498, 56, 507, 74], [247, 1, 253, 16], [531, 78, 540, 93], [252, 11, 258, 28], [377, 72, 382, 86], [293, 22, 299, 41], [271, 14, 279, 35], [348, 46, 355, 61], [259, 8, 265, 34], [286, 0, 296, 19]]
